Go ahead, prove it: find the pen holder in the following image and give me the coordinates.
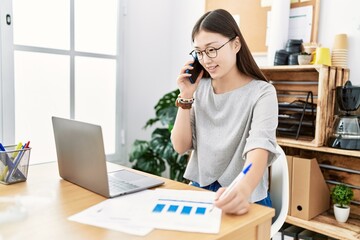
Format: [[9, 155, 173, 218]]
[[0, 145, 31, 185]]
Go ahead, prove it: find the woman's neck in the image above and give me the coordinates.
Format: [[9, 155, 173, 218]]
[[212, 69, 252, 94]]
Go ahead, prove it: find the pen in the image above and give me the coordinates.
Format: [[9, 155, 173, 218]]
[[24, 141, 30, 149], [0, 143, 6, 166], [0, 143, 10, 166], [0, 143, 9, 181], [210, 163, 252, 212], [11, 142, 23, 159], [0, 143, 6, 151]]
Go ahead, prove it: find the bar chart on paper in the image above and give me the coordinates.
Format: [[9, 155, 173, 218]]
[[144, 189, 222, 233], [152, 199, 211, 216]]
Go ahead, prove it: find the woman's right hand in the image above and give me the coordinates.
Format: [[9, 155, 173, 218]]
[[176, 60, 203, 98]]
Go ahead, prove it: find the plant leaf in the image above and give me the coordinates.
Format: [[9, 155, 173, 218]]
[[129, 140, 166, 176], [129, 140, 150, 159], [143, 89, 179, 129], [158, 106, 178, 127], [331, 184, 354, 207], [150, 128, 173, 158], [129, 88, 190, 182]]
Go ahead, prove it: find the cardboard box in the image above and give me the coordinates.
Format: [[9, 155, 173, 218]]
[[287, 155, 293, 216], [291, 157, 330, 220]]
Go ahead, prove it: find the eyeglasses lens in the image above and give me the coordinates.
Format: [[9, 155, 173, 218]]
[[194, 48, 217, 60], [206, 48, 217, 58]]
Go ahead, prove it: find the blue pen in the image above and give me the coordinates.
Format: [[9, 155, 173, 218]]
[[0, 143, 6, 151], [0, 143, 6, 180], [0, 143, 13, 181], [0, 143, 10, 165]]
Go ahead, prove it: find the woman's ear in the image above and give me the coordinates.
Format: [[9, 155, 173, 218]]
[[234, 36, 241, 53]]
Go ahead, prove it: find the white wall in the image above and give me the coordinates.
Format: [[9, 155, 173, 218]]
[[121, 0, 204, 166], [317, 0, 360, 85], [121, 0, 360, 166], [255, 0, 360, 86]]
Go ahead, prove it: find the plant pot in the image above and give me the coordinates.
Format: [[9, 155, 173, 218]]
[[333, 204, 350, 223], [298, 54, 312, 65]]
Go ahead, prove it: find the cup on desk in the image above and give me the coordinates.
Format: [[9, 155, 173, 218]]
[[310, 47, 331, 66]]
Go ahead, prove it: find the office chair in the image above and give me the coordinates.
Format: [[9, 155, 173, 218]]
[[270, 144, 289, 239]]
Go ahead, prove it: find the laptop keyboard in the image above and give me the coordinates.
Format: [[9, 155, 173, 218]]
[[108, 176, 139, 193]]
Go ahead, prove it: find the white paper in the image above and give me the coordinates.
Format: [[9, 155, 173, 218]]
[[266, 0, 291, 65], [288, 6, 313, 43], [141, 189, 222, 234], [68, 191, 154, 236], [68, 189, 222, 235]]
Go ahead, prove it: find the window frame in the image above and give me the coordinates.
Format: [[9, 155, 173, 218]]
[[0, 0, 125, 163]]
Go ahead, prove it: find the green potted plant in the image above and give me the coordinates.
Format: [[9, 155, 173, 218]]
[[129, 89, 189, 182], [330, 184, 354, 222]]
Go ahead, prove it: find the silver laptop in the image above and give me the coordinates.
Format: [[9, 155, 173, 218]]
[[52, 116, 164, 198]]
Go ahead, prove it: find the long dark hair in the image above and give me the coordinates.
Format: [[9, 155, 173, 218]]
[[192, 9, 268, 82]]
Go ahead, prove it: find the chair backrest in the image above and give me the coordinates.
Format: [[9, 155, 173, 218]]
[[270, 144, 289, 238]]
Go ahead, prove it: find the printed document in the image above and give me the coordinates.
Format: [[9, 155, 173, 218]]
[[142, 189, 222, 234], [68, 191, 154, 236], [68, 189, 222, 235]]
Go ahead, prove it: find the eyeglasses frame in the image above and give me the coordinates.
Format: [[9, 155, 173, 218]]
[[189, 36, 236, 60]]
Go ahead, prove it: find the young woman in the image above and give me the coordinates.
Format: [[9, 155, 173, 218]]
[[171, 9, 279, 215]]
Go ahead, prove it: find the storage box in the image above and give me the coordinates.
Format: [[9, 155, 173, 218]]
[[0, 145, 31, 184], [290, 157, 330, 220]]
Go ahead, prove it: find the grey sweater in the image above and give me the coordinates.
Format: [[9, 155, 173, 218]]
[[183, 78, 279, 202]]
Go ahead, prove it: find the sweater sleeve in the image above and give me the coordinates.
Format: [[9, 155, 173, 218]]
[[242, 83, 279, 165]]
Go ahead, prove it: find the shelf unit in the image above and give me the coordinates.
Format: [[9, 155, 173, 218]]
[[277, 90, 316, 140], [266, 66, 358, 239], [277, 139, 360, 157], [261, 65, 349, 147], [279, 141, 360, 240], [286, 213, 360, 240]]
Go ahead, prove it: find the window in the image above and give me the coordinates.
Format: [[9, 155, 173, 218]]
[[8, 0, 123, 164]]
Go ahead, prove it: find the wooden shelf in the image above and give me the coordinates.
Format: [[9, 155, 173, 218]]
[[277, 138, 360, 157], [262, 65, 351, 147], [280, 140, 359, 239], [286, 212, 360, 240], [261, 65, 322, 71], [267, 66, 359, 239], [262, 65, 331, 147]]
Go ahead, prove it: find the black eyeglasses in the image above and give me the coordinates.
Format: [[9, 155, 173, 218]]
[[189, 36, 236, 60]]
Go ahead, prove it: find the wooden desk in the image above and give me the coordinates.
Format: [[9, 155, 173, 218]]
[[0, 162, 274, 240]]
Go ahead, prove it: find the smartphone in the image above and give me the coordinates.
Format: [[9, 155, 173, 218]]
[[186, 57, 203, 84]]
